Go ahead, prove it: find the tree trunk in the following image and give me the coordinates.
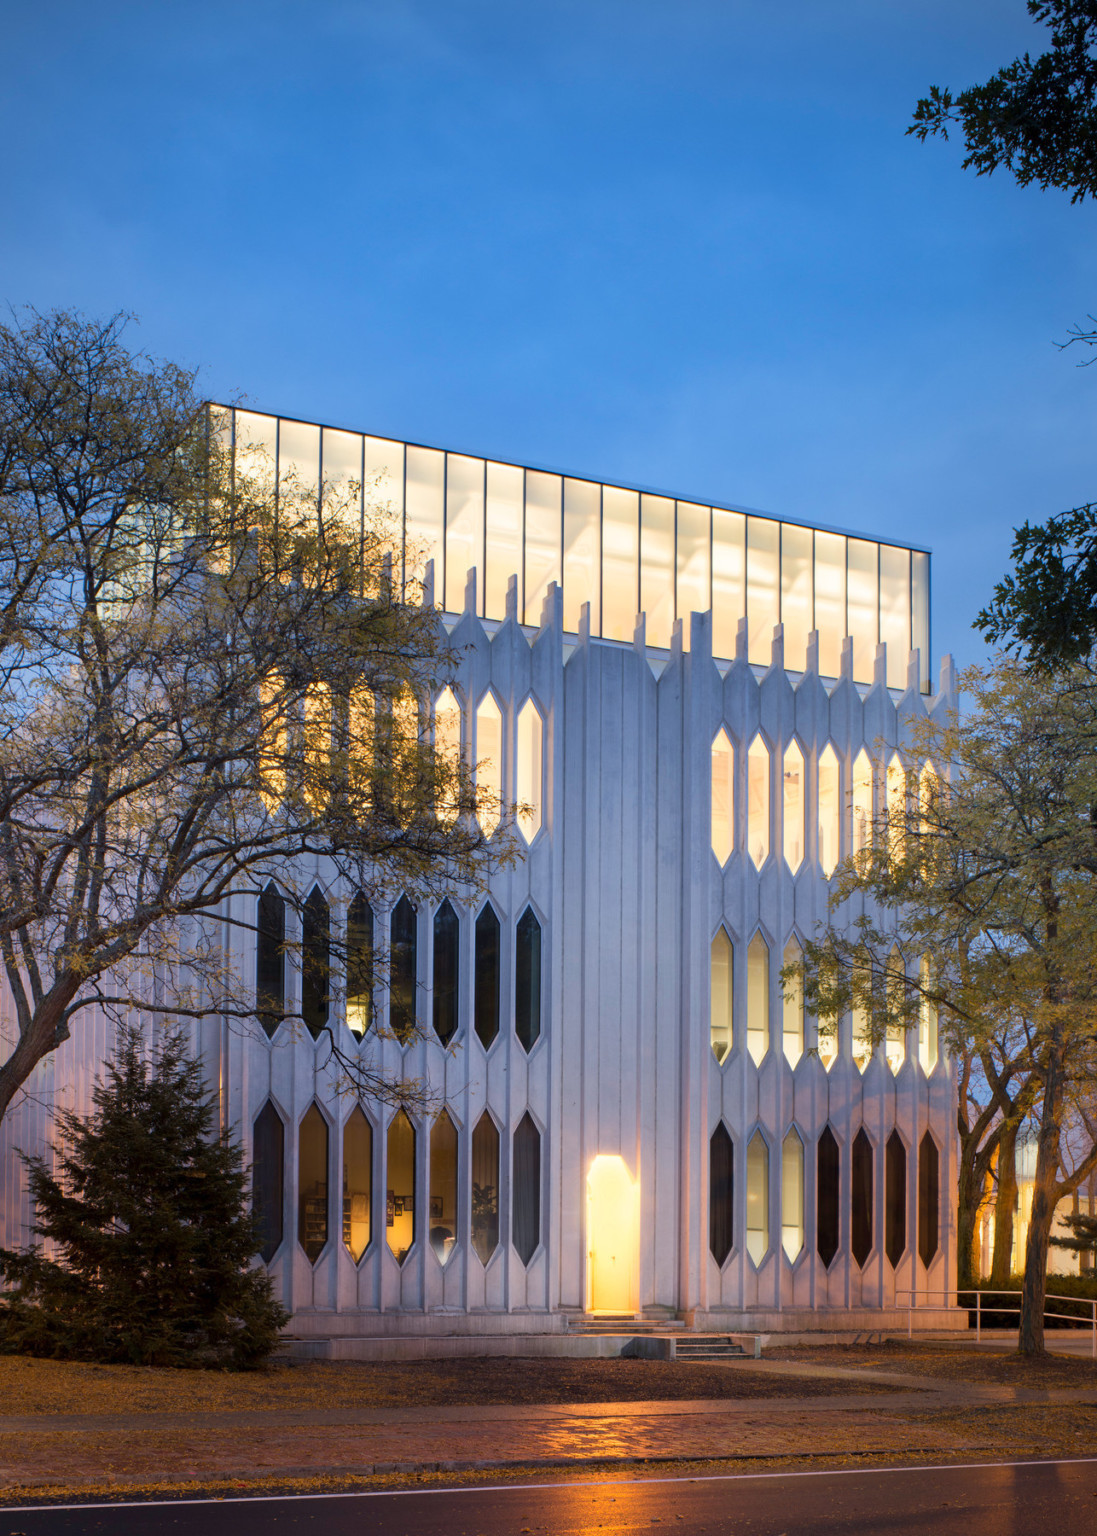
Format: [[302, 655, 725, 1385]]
[[1019, 1076, 1064, 1357], [991, 1119, 1021, 1285], [956, 1143, 981, 1288]]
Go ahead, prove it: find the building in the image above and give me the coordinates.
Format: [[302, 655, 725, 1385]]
[[0, 409, 958, 1350]]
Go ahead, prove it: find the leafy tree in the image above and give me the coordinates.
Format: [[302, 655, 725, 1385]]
[[792, 659, 1097, 1354], [0, 309, 512, 1128], [0, 1028, 288, 1367]]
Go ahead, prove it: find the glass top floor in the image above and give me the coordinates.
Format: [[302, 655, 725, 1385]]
[[217, 406, 930, 693]]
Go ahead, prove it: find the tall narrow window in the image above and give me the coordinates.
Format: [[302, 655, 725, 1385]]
[[516, 699, 544, 843], [818, 1023, 838, 1072], [301, 885, 330, 1038], [432, 900, 460, 1046], [852, 1006, 872, 1073], [513, 1112, 541, 1265], [747, 737, 770, 868], [256, 882, 285, 1037], [918, 1133, 940, 1268], [386, 1109, 416, 1264], [852, 750, 873, 858], [709, 1123, 734, 1265], [298, 1104, 329, 1264], [781, 1129, 805, 1261], [346, 891, 373, 1036], [886, 754, 906, 866], [253, 1100, 285, 1263], [885, 1131, 907, 1267], [783, 742, 805, 872], [471, 1112, 500, 1263], [782, 939, 803, 1067], [429, 1111, 459, 1265], [515, 907, 542, 1052], [342, 1108, 372, 1262], [711, 728, 734, 867], [710, 929, 734, 1064], [918, 954, 938, 1072], [476, 692, 503, 838], [747, 934, 770, 1065], [746, 1131, 770, 1265], [886, 947, 905, 1073], [390, 896, 417, 1044], [851, 1128, 874, 1268], [303, 683, 331, 813], [817, 745, 840, 878], [817, 1126, 840, 1268], [474, 902, 501, 1048], [434, 686, 462, 825]]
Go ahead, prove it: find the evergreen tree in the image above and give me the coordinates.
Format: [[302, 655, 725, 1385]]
[[1051, 1210, 1097, 1259], [0, 1028, 288, 1368]]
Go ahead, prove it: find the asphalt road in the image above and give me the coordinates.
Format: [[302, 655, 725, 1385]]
[[6, 1460, 1097, 1535]]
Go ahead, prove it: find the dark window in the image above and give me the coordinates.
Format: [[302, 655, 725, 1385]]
[[253, 1100, 285, 1262], [346, 890, 374, 1035], [433, 900, 460, 1045], [302, 885, 330, 1038], [918, 1133, 940, 1268], [709, 1123, 734, 1265], [885, 1131, 907, 1267], [817, 1126, 840, 1268], [474, 903, 501, 1048], [471, 1111, 500, 1263], [513, 1112, 541, 1264], [256, 882, 285, 1037], [515, 907, 542, 1052], [851, 1128, 874, 1268], [390, 895, 417, 1044], [298, 1103, 329, 1263]]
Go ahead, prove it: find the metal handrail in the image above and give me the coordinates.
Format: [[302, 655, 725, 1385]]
[[896, 1285, 1097, 1357]]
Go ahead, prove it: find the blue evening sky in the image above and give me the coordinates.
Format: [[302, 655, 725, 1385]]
[[2, 0, 1093, 675]]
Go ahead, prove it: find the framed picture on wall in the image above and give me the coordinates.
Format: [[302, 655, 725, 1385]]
[[430, 1196, 443, 1220], [386, 1190, 395, 1227]]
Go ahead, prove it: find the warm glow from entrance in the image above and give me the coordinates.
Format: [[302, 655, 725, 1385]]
[[587, 1155, 639, 1315]]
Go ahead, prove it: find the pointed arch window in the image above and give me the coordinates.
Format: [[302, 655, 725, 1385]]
[[851, 1128, 874, 1268], [513, 1112, 541, 1265], [434, 686, 462, 825], [783, 742, 805, 872], [516, 698, 544, 843], [475, 692, 503, 838], [781, 1129, 805, 1261], [432, 900, 460, 1045], [918, 1133, 940, 1268], [429, 1111, 459, 1265], [515, 906, 542, 1052], [852, 1006, 872, 1073], [709, 1123, 734, 1265], [886, 754, 906, 865], [711, 728, 734, 866], [918, 955, 938, 1072], [386, 1109, 416, 1264], [747, 934, 770, 1065], [474, 902, 501, 1048], [390, 896, 417, 1044], [472, 1112, 500, 1263], [253, 1100, 285, 1263], [886, 948, 905, 1072], [782, 939, 803, 1066], [342, 1107, 372, 1262], [710, 929, 733, 1064], [303, 683, 332, 813], [746, 1131, 770, 1265], [852, 750, 873, 857], [817, 1126, 840, 1268], [346, 891, 373, 1036], [256, 882, 285, 1037], [298, 1104, 330, 1264], [747, 737, 770, 868], [817, 744, 840, 877], [885, 1131, 907, 1267], [302, 885, 330, 1038]]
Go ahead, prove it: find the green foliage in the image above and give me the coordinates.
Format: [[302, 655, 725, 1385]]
[[977, 501, 1097, 664], [0, 1028, 288, 1368], [1050, 1210, 1097, 1254]]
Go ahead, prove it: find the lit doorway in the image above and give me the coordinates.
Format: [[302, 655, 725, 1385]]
[[586, 1154, 639, 1314]]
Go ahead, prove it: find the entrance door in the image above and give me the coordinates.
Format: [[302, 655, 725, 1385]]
[[587, 1155, 639, 1314]]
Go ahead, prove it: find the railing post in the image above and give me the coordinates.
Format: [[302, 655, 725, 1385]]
[[976, 1288, 981, 1343]]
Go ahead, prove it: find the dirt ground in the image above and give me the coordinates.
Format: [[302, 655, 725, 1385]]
[[768, 1340, 1097, 1388]]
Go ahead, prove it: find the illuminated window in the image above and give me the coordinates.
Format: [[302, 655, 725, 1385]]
[[852, 750, 873, 857], [429, 1111, 459, 1266], [253, 1100, 285, 1263], [346, 891, 373, 1036], [748, 737, 770, 869], [711, 728, 734, 867], [746, 1131, 770, 1265], [342, 1108, 372, 1262], [747, 934, 770, 1065], [434, 686, 462, 825], [817, 1023, 838, 1071], [886, 947, 905, 1073], [516, 699, 543, 844], [709, 1123, 734, 1265], [852, 1005, 872, 1073], [513, 1112, 541, 1265], [886, 754, 906, 865], [256, 882, 285, 1038], [474, 903, 501, 1048], [432, 900, 460, 1046], [851, 1128, 873, 1268], [475, 692, 503, 838], [885, 1131, 907, 1267], [918, 1134, 940, 1267], [386, 1110, 416, 1265], [782, 939, 803, 1066], [471, 1112, 500, 1264], [918, 955, 938, 1073], [301, 885, 330, 1039], [783, 742, 805, 872], [710, 929, 733, 1064], [817, 745, 840, 878], [816, 1126, 839, 1268], [781, 1129, 805, 1261], [390, 896, 417, 1044], [515, 908, 542, 1052], [298, 1104, 329, 1264]]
